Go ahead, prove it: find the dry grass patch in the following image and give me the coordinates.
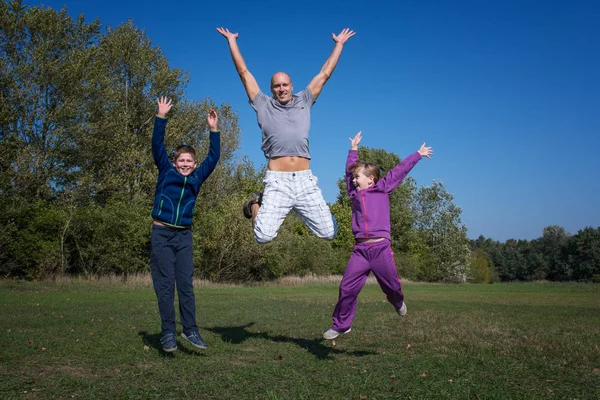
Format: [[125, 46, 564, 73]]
[[31, 273, 391, 288]]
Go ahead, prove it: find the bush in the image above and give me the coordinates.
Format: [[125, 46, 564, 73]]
[[65, 200, 151, 275], [468, 248, 493, 283], [0, 200, 63, 279], [194, 194, 265, 282]]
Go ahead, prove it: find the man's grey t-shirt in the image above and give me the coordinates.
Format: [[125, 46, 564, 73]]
[[250, 88, 315, 160]]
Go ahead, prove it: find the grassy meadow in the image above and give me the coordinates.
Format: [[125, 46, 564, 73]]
[[0, 278, 599, 399]]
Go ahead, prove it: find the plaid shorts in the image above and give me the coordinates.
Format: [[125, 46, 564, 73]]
[[254, 169, 337, 243]]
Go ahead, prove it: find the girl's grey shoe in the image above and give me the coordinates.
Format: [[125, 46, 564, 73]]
[[397, 302, 407, 316], [323, 328, 351, 340]]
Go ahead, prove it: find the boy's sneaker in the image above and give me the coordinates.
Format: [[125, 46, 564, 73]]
[[242, 192, 262, 219], [323, 328, 351, 340], [397, 302, 407, 316], [181, 331, 208, 350], [160, 333, 177, 352]]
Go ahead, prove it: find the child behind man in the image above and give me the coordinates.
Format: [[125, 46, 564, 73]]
[[150, 97, 220, 352], [324, 131, 433, 340]]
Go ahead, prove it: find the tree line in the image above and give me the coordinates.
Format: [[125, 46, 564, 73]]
[[1, 1, 597, 283], [472, 226, 600, 283]]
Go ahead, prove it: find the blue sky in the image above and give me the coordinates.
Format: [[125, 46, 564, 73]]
[[25, 0, 600, 242]]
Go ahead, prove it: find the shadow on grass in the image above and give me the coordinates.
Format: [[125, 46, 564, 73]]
[[205, 322, 377, 360], [138, 331, 207, 357]]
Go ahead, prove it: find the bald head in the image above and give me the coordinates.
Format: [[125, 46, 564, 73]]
[[270, 72, 291, 86], [270, 72, 293, 104]]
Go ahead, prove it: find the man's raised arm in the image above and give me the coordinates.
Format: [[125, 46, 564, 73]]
[[308, 28, 356, 100], [216, 27, 261, 101]]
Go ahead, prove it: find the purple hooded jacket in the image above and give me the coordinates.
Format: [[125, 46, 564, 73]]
[[346, 149, 422, 240]]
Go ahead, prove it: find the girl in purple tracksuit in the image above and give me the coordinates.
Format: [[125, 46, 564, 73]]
[[323, 131, 433, 340]]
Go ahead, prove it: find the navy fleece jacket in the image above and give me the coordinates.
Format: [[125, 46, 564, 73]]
[[151, 116, 220, 227]]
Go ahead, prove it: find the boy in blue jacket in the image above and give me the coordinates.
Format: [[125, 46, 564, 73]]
[[150, 97, 220, 352], [323, 131, 432, 340]]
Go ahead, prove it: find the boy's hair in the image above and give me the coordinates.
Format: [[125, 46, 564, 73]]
[[173, 145, 196, 161], [349, 162, 381, 183]]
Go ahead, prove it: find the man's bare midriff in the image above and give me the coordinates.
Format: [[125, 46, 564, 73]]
[[268, 156, 310, 172]]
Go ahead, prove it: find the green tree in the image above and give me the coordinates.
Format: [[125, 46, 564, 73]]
[[471, 235, 503, 281], [521, 240, 546, 281], [0, 2, 247, 278], [0, 0, 101, 200], [412, 181, 470, 282], [67, 20, 186, 204], [468, 248, 493, 283], [539, 225, 571, 281], [567, 227, 600, 281]]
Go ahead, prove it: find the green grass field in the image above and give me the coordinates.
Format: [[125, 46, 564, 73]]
[[1, 279, 599, 399]]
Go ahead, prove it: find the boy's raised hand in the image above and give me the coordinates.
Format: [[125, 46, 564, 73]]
[[208, 109, 218, 132], [157, 97, 173, 118], [349, 131, 362, 150], [418, 142, 433, 159]]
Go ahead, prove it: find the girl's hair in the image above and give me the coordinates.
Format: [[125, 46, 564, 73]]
[[349, 162, 381, 183], [174, 145, 196, 161]]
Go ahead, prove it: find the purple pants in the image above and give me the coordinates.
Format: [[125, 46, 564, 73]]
[[331, 239, 404, 332]]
